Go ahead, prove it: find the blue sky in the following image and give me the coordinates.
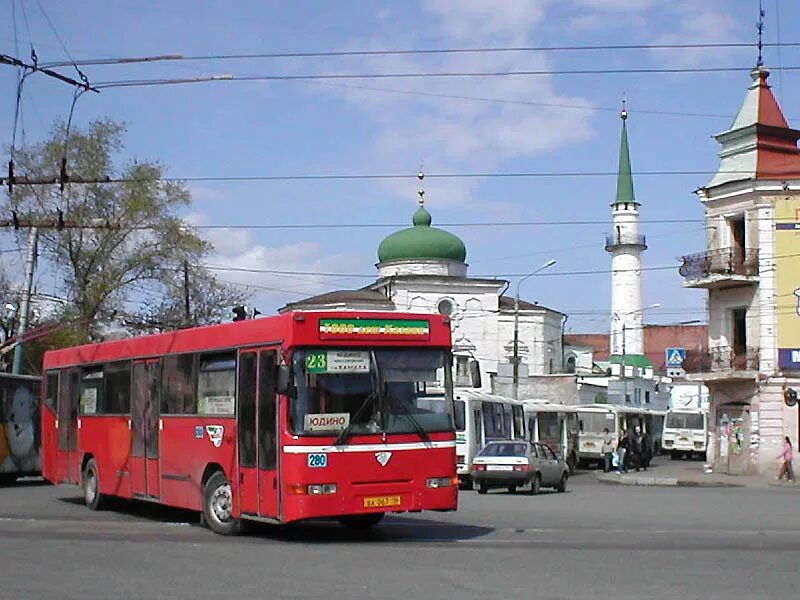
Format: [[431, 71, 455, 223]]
[[2, 0, 799, 333]]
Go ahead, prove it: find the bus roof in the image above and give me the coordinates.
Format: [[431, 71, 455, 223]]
[[43, 311, 452, 370]]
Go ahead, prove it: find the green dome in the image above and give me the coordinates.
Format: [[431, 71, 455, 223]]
[[378, 205, 467, 263]]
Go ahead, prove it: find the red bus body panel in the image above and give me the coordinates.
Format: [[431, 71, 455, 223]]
[[41, 312, 457, 524]]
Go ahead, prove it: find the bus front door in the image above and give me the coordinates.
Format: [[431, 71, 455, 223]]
[[237, 349, 279, 519], [56, 369, 80, 484], [130, 360, 161, 499]]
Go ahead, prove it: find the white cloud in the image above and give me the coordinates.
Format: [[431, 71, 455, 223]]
[[572, 0, 653, 11], [198, 221, 368, 311], [311, 0, 596, 209], [650, 3, 743, 68]]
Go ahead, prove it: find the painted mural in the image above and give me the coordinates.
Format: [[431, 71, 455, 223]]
[[0, 376, 41, 476], [775, 196, 800, 370]]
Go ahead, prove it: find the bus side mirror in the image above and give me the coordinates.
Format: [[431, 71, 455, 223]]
[[470, 360, 482, 388], [276, 364, 291, 395]]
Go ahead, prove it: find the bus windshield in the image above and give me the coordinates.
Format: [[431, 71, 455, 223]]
[[666, 412, 705, 430], [290, 348, 454, 436], [578, 411, 616, 434]]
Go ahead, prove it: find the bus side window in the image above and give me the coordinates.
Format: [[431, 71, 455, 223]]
[[258, 351, 278, 470], [162, 354, 197, 415], [45, 371, 59, 413]]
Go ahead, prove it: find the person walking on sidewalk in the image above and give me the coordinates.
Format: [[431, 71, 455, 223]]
[[617, 428, 629, 473], [602, 428, 616, 473], [777, 436, 794, 482]]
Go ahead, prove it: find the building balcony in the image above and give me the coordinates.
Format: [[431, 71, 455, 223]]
[[682, 346, 760, 382], [604, 233, 647, 252], [678, 247, 759, 289]]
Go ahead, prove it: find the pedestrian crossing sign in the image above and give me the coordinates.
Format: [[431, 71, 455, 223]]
[[665, 347, 686, 367]]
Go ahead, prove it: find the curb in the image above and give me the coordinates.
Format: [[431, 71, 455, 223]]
[[767, 482, 800, 490], [593, 473, 745, 488]]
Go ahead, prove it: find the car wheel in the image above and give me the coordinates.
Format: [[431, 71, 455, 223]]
[[202, 471, 241, 536], [531, 474, 541, 495], [478, 483, 488, 495], [507, 485, 517, 494], [83, 459, 107, 511], [556, 472, 567, 493], [339, 513, 384, 529]]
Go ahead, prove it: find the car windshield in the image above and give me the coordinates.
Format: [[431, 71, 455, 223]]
[[290, 347, 454, 436], [479, 442, 529, 457], [666, 412, 705, 430], [578, 411, 616, 433]]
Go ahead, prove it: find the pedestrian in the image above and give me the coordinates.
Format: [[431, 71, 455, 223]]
[[640, 429, 652, 471], [777, 436, 794, 482], [617, 428, 628, 473], [601, 428, 615, 473], [630, 426, 643, 472]]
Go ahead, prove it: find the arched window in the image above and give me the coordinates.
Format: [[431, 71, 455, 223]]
[[566, 356, 577, 374]]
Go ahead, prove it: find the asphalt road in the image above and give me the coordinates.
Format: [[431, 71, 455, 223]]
[[1, 469, 799, 600]]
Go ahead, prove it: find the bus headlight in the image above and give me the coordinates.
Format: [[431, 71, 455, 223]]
[[292, 483, 337, 495], [309, 483, 337, 495], [426, 476, 457, 489]]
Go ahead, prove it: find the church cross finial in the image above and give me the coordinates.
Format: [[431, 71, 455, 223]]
[[757, 1, 765, 68]]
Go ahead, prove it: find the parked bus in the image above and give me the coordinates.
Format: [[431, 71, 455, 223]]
[[41, 312, 458, 533], [522, 401, 579, 473], [0, 373, 41, 482], [575, 405, 664, 467], [661, 408, 707, 460], [454, 390, 525, 488]]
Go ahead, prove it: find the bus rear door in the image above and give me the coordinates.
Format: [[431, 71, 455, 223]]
[[131, 360, 161, 499], [237, 349, 279, 519]]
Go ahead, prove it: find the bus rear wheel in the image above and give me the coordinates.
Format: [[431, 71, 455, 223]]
[[83, 459, 107, 511], [339, 513, 384, 529], [202, 472, 241, 535]]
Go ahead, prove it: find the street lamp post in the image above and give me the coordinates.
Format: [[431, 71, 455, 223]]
[[613, 303, 660, 404], [512, 259, 556, 400]]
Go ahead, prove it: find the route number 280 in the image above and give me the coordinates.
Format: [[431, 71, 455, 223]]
[[308, 453, 328, 468]]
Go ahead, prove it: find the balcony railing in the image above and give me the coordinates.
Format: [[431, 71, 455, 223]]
[[679, 247, 759, 281], [682, 346, 759, 373], [604, 233, 647, 251]]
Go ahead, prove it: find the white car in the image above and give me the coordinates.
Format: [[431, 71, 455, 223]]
[[470, 441, 569, 495]]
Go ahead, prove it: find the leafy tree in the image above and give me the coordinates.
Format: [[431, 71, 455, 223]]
[[6, 118, 249, 341]]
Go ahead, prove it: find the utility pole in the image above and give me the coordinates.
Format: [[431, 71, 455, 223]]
[[512, 259, 556, 400], [183, 259, 191, 325], [12, 227, 38, 374]]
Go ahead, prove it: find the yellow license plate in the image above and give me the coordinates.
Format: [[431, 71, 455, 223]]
[[363, 495, 401, 508]]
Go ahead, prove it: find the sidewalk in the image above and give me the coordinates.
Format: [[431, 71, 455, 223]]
[[592, 456, 799, 489]]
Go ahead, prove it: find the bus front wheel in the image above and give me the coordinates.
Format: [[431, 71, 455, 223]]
[[202, 472, 241, 535], [83, 459, 107, 511]]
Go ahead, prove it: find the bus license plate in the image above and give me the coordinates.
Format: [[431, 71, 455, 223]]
[[363, 495, 401, 508]]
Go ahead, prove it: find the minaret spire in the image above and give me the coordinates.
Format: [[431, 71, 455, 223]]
[[615, 99, 636, 205]]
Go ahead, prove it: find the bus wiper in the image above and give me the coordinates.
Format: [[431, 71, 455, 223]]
[[334, 390, 378, 447], [394, 403, 431, 444]]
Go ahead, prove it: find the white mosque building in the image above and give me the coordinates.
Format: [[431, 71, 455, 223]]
[[280, 177, 566, 391]]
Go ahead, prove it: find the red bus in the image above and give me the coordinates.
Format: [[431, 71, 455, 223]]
[[41, 311, 458, 534]]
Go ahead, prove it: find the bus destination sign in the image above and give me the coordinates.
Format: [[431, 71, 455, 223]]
[[319, 318, 430, 340]]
